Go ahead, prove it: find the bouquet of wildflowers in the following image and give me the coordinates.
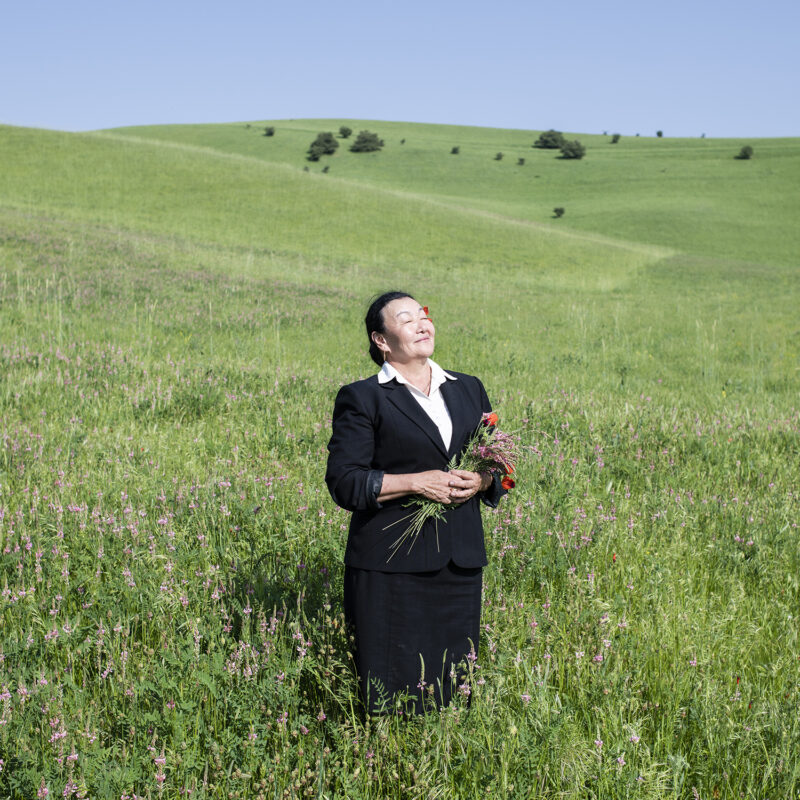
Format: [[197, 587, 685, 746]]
[[386, 412, 518, 561]]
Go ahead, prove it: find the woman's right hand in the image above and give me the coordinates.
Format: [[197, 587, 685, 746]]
[[377, 470, 473, 505], [411, 470, 472, 504]]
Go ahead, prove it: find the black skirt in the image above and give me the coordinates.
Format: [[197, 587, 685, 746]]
[[343, 560, 482, 714]]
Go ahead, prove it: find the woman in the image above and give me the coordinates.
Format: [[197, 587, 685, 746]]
[[325, 291, 506, 713]]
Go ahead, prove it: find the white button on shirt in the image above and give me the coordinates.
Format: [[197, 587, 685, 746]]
[[378, 359, 456, 451]]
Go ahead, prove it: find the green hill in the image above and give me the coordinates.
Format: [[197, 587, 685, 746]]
[[1, 120, 797, 393], [0, 123, 660, 286], [1, 121, 799, 798], [107, 118, 800, 267]]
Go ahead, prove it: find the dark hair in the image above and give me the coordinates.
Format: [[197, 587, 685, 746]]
[[365, 290, 414, 366]]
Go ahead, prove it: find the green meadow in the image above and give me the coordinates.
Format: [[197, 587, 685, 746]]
[[0, 119, 798, 798]]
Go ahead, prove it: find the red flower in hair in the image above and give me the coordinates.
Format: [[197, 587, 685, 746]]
[[423, 306, 432, 322]]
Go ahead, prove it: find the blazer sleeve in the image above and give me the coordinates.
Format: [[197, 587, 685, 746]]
[[325, 383, 384, 512], [476, 377, 507, 509]]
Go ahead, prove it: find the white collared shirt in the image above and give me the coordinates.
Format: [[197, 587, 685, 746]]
[[378, 359, 457, 450]]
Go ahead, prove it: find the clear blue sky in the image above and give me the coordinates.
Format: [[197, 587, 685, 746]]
[[3, 0, 798, 137]]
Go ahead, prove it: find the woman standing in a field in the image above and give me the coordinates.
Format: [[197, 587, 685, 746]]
[[325, 291, 506, 714]]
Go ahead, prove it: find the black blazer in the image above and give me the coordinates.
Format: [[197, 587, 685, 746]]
[[325, 370, 504, 572]]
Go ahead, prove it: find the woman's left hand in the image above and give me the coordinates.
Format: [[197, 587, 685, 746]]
[[447, 469, 492, 503]]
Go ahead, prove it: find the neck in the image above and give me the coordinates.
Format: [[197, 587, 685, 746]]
[[389, 358, 432, 394]]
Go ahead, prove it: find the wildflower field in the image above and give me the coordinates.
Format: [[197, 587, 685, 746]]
[[1, 122, 799, 798]]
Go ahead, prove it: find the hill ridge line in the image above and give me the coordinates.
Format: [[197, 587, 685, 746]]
[[90, 131, 675, 259]]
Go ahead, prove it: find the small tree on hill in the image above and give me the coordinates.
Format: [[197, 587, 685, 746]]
[[736, 145, 754, 160], [495, 152, 503, 160], [517, 157, 525, 166], [534, 129, 566, 149], [611, 133, 621, 144], [338, 126, 352, 139], [307, 132, 338, 161], [559, 140, 586, 160], [451, 146, 460, 155], [553, 207, 565, 218], [656, 130, 663, 138], [350, 130, 384, 152], [263, 126, 275, 137]]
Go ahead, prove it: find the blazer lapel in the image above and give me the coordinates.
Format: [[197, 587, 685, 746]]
[[440, 379, 471, 459], [382, 380, 449, 459]]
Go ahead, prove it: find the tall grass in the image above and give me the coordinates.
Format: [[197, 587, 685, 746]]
[[0, 123, 798, 798]]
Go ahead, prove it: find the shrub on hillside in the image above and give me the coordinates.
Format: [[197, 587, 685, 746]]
[[534, 129, 566, 149], [553, 207, 565, 218], [264, 126, 275, 137], [451, 146, 460, 155], [338, 126, 352, 139], [656, 130, 664, 138], [559, 140, 586, 160], [350, 131, 384, 153], [736, 145, 754, 160], [611, 133, 621, 144], [495, 152, 503, 160], [307, 132, 338, 161], [517, 157, 525, 166]]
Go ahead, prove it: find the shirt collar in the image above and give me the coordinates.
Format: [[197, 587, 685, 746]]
[[378, 359, 456, 390]]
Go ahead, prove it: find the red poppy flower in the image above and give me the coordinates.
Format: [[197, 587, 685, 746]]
[[501, 474, 515, 490], [483, 412, 499, 427], [423, 306, 433, 322]]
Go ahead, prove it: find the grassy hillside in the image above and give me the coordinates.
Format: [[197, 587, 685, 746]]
[[1, 121, 799, 799], [108, 119, 800, 267], [0, 124, 663, 284], [2, 122, 797, 395]]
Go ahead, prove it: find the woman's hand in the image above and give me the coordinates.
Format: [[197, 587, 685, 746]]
[[443, 469, 492, 504], [377, 470, 492, 505], [378, 470, 476, 504], [411, 470, 472, 504]]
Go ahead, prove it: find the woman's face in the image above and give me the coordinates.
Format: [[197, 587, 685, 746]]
[[374, 297, 435, 364]]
